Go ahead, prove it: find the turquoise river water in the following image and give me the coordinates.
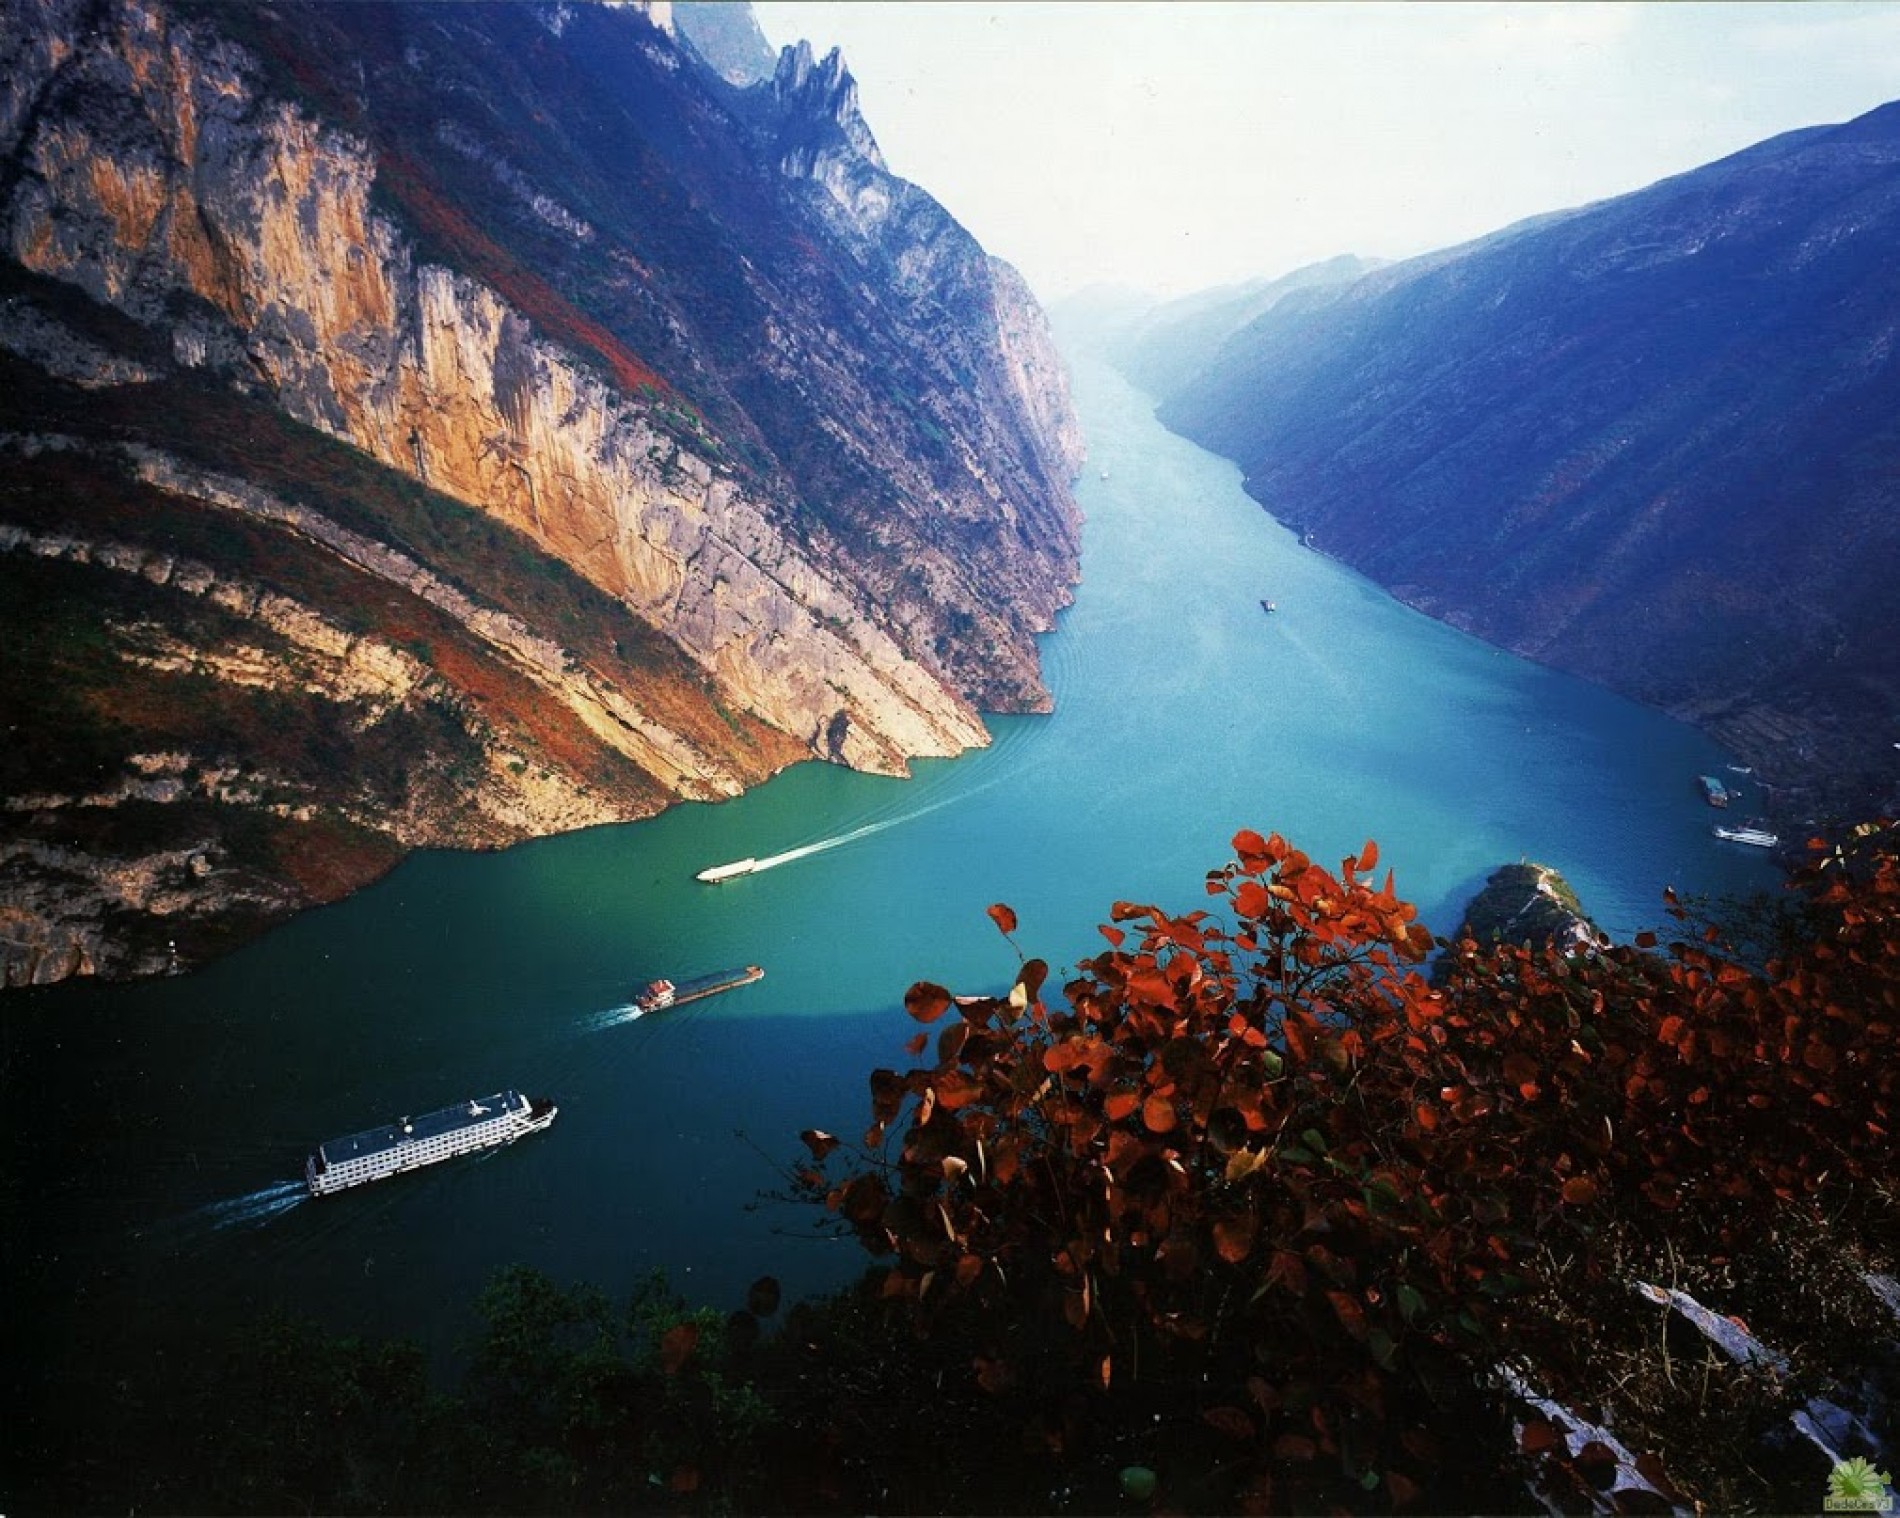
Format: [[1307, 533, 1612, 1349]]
[[4, 320, 1776, 1418]]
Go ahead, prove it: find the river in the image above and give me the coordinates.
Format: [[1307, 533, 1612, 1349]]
[[4, 315, 1776, 1435]]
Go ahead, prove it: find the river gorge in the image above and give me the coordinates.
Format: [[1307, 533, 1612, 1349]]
[[5, 315, 1778, 1452]]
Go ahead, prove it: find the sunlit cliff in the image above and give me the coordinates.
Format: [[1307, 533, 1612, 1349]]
[[0, 0, 1083, 983]]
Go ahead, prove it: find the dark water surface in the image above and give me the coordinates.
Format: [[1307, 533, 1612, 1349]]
[[5, 322, 1775, 1424]]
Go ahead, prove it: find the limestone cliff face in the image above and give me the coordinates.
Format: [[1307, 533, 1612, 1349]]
[[0, 0, 1083, 983], [1, 0, 1009, 774]]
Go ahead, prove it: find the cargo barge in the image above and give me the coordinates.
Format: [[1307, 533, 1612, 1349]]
[[635, 964, 764, 1013], [305, 1090, 556, 1197]]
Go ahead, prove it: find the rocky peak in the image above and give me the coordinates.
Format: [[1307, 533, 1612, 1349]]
[[771, 39, 885, 176], [0, 0, 1083, 983]]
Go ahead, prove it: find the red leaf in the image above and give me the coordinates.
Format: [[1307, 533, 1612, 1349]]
[[1387, 1470, 1421, 1507], [1234, 879, 1271, 918], [1573, 1440, 1619, 1489], [1519, 1417, 1561, 1455], [659, 1323, 699, 1374], [746, 1276, 782, 1316], [1272, 1432, 1316, 1461], [1265, 1249, 1307, 1296], [669, 1464, 700, 1494], [1634, 1450, 1685, 1500], [1099, 924, 1126, 948], [1203, 1405, 1256, 1442], [934, 1070, 984, 1109], [1142, 1093, 1177, 1133], [972, 1354, 1013, 1393], [1359, 838, 1379, 874], [904, 981, 953, 1023], [987, 902, 1018, 936], [1326, 1289, 1368, 1341], [1234, 828, 1271, 867], [936, 1020, 970, 1065], [799, 1128, 840, 1161], [1561, 1175, 1600, 1206], [1017, 958, 1049, 1002], [1213, 1213, 1257, 1264]]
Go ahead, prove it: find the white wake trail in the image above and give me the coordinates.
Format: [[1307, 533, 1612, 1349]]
[[167, 1177, 307, 1239], [741, 783, 996, 876]]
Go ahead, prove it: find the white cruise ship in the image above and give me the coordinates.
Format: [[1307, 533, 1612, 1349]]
[[305, 1090, 556, 1197]]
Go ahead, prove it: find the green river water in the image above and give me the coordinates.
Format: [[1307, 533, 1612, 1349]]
[[4, 321, 1776, 1431]]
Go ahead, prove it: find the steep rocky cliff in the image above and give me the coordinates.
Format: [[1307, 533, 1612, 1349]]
[[0, 0, 1082, 984], [1152, 105, 1900, 827]]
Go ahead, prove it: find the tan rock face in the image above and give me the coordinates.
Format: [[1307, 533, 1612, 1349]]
[[0, 0, 1087, 984], [3, 0, 1002, 777]]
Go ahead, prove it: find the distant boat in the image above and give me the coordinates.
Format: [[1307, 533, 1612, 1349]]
[[1725, 764, 1753, 775], [1099, 468, 1109, 480], [1261, 598, 1277, 614], [1712, 824, 1778, 848], [634, 965, 764, 1013], [696, 857, 758, 883], [1698, 775, 1732, 808]]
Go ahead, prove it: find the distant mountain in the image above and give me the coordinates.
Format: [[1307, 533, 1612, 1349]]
[[674, 1, 779, 85], [0, 0, 1081, 983], [1110, 254, 1378, 400], [1150, 104, 1900, 825]]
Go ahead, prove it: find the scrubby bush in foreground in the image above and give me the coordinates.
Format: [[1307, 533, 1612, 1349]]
[[795, 823, 1897, 1512]]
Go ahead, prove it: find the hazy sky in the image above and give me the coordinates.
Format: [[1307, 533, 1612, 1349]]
[[751, 2, 1900, 300]]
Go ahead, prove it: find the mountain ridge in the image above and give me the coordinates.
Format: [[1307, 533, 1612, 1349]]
[[1142, 100, 1900, 828], [0, 0, 1083, 983]]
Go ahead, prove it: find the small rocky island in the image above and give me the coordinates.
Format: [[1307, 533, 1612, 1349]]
[[1452, 862, 1598, 953]]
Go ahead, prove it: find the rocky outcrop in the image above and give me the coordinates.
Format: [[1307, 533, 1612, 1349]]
[[0, 832, 301, 986], [1153, 104, 1900, 828], [0, 0, 1083, 982], [1450, 863, 1597, 955], [674, 0, 777, 87]]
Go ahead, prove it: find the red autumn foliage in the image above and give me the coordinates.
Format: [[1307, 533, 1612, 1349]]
[[801, 822, 1899, 1510]]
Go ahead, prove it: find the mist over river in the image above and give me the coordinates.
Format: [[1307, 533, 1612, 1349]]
[[5, 314, 1775, 1430]]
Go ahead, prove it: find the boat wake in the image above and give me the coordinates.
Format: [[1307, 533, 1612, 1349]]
[[175, 1178, 306, 1235], [574, 1001, 647, 1036], [711, 784, 995, 883]]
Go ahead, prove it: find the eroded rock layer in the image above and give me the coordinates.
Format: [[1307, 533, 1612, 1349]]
[[0, 0, 1083, 983]]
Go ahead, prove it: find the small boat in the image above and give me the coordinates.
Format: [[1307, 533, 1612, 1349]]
[[696, 857, 759, 883], [1099, 468, 1109, 480], [1261, 598, 1277, 614], [1712, 824, 1778, 848], [635, 965, 764, 1013], [1698, 775, 1732, 808]]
